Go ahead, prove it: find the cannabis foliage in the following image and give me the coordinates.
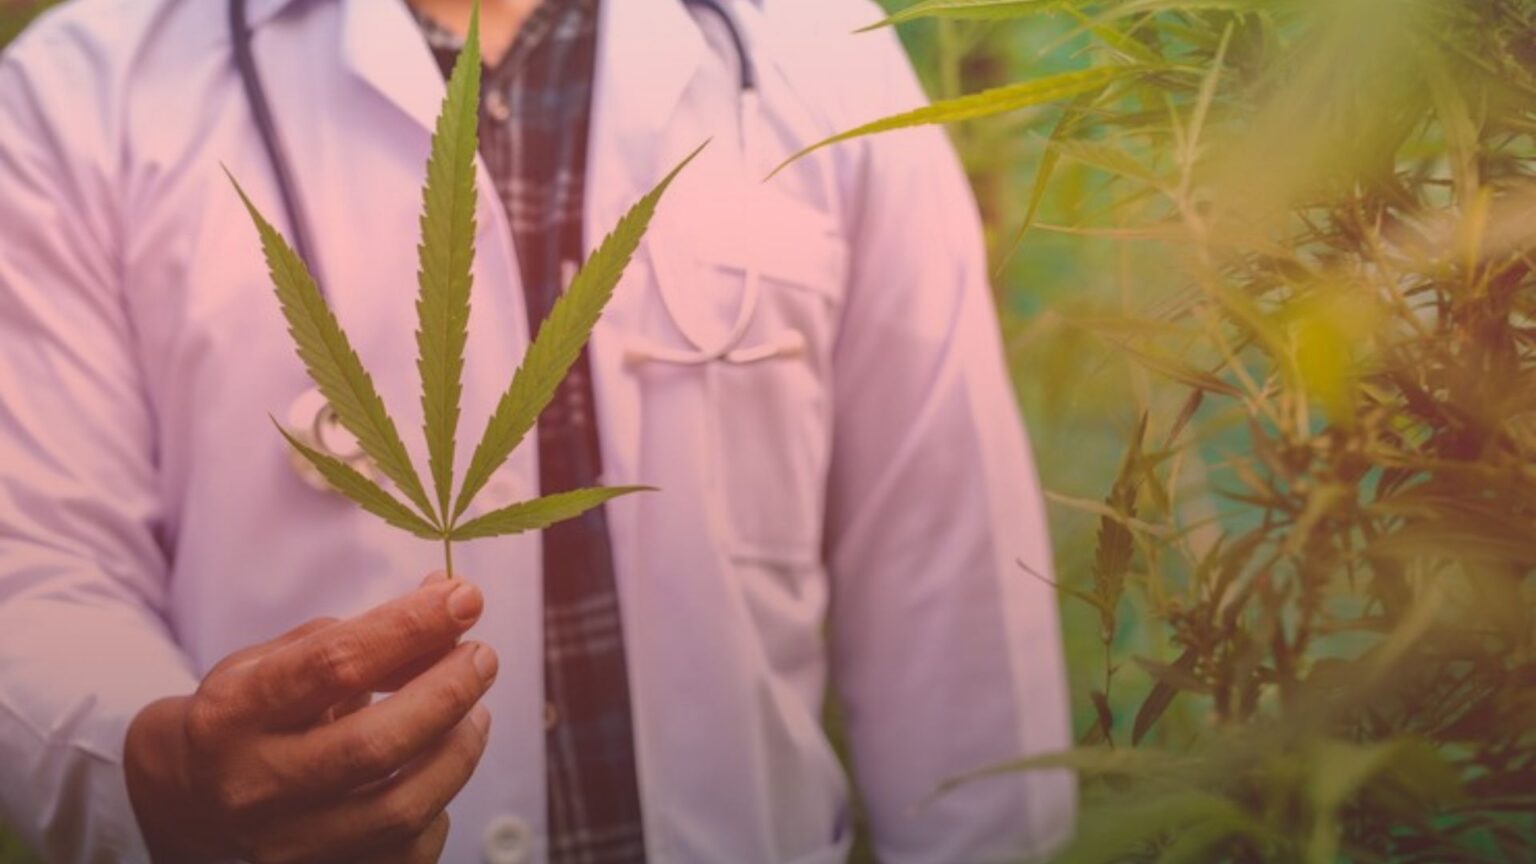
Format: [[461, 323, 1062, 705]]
[[842, 0, 1536, 860], [231, 6, 696, 577]]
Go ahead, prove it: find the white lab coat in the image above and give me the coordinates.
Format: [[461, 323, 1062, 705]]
[[0, 0, 1074, 861]]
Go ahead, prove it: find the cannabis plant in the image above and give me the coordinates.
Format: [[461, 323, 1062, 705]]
[[837, 0, 1536, 860], [232, 5, 695, 578]]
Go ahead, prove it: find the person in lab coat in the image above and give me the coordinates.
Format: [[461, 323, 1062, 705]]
[[0, 0, 1075, 862]]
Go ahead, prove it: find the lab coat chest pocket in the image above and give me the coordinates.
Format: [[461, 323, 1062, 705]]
[[640, 179, 847, 564]]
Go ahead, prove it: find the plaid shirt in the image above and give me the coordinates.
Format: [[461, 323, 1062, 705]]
[[417, 4, 649, 862]]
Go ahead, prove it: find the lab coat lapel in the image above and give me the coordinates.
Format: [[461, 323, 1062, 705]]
[[339, 0, 512, 237], [340, 0, 443, 134], [589, 0, 710, 198], [585, 0, 711, 490]]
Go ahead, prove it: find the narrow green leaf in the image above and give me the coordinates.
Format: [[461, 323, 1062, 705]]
[[450, 486, 653, 542], [1056, 792, 1266, 864], [1103, 337, 1244, 396], [770, 66, 1130, 177], [1061, 5, 1162, 66], [1089, 690, 1115, 744], [1423, 51, 1479, 208], [416, 3, 482, 520], [1051, 137, 1165, 189], [229, 171, 440, 529], [452, 144, 706, 520], [856, 0, 1061, 32], [996, 91, 1098, 273], [273, 418, 440, 540], [936, 746, 1188, 796], [1155, 805, 1259, 854], [1051, 580, 1113, 616], [1132, 647, 1201, 745], [1106, 0, 1278, 16]]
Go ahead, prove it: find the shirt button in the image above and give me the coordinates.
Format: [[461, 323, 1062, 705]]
[[544, 701, 559, 732], [485, 90, 511, 123], [482, 814, 532, 864]]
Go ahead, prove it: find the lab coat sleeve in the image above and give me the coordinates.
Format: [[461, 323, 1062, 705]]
[[0, 21, 198, 864], [823, 13, 1077, 864]]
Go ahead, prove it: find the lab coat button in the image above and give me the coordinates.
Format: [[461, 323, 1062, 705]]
[[482, 814, 531, 864], [485, 90, 511, 123]]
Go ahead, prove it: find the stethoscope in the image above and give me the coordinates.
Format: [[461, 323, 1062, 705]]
[[618, 0, 805, 368], [230, 0, 778, 490]]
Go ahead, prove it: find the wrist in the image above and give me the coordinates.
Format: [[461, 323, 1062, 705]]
[[124, 696, 213, 863]]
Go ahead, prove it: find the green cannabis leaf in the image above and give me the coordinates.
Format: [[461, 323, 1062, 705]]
[[415, 0, 482, 524], [769, 65, 1127, 178], [855, 0, 1063, 33], [231, 0, 700, 577], [272, 420, 440, 540]]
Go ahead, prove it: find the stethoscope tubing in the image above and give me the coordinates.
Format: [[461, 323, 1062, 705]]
[[229, 0, 325, 281]]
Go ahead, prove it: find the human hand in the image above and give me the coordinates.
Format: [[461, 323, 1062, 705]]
[[124, 574, 497, 863]]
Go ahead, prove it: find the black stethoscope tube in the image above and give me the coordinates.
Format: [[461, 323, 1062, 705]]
[[686, 0, 755, 91], [229, 0, 325, 280]]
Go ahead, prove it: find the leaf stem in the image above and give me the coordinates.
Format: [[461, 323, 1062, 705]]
[[443, 535, 455, 580]]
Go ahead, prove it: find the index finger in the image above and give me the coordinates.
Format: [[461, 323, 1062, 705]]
[[243, 579, 484, 728]]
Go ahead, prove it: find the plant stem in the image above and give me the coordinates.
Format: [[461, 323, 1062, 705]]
[[443, 535, 455, 580]]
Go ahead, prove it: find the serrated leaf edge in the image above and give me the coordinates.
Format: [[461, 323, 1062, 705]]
[[273, 417, 440, 540], [417, 4, 483, 523], [451, 143, 708, 521], [229, 169, 440, 530]]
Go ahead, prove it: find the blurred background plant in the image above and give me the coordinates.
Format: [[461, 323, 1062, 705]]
[[860, 0, 1536, 860], [4, 0, 1534, 861]]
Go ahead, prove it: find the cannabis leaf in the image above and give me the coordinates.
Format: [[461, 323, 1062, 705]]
[[856, 0, 1063, 33], [231, 0, 699, 576], [415, 0, 482, 523], [272, 420, 440, 540], [769, 65, 1128, 178]]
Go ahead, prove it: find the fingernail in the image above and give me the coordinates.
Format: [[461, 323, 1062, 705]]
[[472, 643, 498, 683], [447, 582, 482, 624], [470, 704, 491, 734]]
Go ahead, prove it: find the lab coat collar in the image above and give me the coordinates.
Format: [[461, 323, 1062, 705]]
[[596, 0, 710, 169], [340, 0, 446, 133], [224, 0, 447, 134]]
